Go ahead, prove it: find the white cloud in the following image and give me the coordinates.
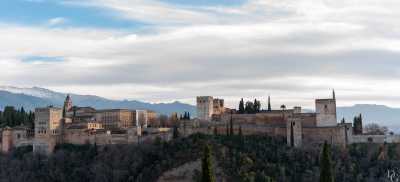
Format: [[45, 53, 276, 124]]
[[1, 0, 400, 107], [47, 17, 68, 26]]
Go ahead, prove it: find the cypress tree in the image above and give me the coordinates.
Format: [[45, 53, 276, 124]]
[[239, 98, 245, 114], [229, 116, 234, 136], [238, 125, 243, 137], [320, 141, 334, 182], [201, 144, 215, 182], [267, 95, 272, 111]]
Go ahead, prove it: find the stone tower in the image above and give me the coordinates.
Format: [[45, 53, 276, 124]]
[[1, 127, 13, 153], [315, 90, 337, 127], [196, 96, 214, 121], [63, 94, 72, 117]]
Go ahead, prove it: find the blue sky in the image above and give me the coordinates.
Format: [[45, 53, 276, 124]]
[[0, 0, 399, 108], [0, 0, 245, 28], [0, 0, 146, 28]]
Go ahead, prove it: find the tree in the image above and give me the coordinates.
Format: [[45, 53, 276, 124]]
[[320, 141, 334, 182], [353, 114, 363, 135], [239, 98, 245, 114], [267, 95, 272, 111], [253, 99, 261, 113], [280, 105, 286, 111], [201, 144, 215, 182], [364, 123, 388, 135], [238, 125, 243, 138], [245, 101, 254, 114]]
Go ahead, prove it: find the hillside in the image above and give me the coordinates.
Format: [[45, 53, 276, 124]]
[[1, 134, 398, 182]]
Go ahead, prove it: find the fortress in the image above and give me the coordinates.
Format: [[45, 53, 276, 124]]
[[1, 91, 399, 154], [197, 91, 400, 147]]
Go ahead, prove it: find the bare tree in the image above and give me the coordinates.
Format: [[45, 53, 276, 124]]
[[364, 123, 388, 135]]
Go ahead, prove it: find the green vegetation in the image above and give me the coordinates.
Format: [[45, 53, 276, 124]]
[[0, 134, 399, 181], [239, 98, 262, 114], [320, 142, 334, 182], [0, 106, 34, 128], [201, 144, 215, 182]]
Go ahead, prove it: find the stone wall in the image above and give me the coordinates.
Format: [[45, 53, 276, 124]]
[[351, 135, 400, 144], [302, 126, 347, 146]]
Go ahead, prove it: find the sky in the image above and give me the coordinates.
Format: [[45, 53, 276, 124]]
[[0, 0, 400, 109]]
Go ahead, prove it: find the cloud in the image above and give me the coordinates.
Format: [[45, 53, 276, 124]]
[[47, 17, 68, 26], [1, 0, 400, 108]]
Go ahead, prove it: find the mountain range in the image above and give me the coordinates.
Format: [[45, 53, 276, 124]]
[[0, 86, 196, 116], [0, 86, 399, 132]]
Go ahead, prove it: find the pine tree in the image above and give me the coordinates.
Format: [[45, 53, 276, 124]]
[[239, 98, 245, 114], [201, 144, 215, 182], [320, 141, 334, 182]]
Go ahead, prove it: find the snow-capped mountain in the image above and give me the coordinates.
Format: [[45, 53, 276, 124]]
[[0, 86, 63, 99], [0, 86, 196, 116]]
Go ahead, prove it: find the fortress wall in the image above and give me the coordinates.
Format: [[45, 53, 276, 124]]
[[302, 126, 347, 146], [220, 113, 288, 126], [298, 114, 317, 127], [351, 135, 400, 144]]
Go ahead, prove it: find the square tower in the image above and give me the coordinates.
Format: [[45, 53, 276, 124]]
[[196, 96, 214, 121], [213, 98, 225, 115], [315, 98, 337, 127], [34, 107, 63, 138]]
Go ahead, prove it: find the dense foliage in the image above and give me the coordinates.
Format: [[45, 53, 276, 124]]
[[238, 98, 261, 114], [320, 142, 334, 182], [0, 133, 399, 182], [201, 144, 215, 182], [0, 106, 34, 128]]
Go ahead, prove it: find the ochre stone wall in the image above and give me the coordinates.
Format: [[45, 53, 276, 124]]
[[302, 126, 347, 146]]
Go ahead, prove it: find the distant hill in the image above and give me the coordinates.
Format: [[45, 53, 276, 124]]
[[0, 86, 196, 116], [337, 104, 400, 133]]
